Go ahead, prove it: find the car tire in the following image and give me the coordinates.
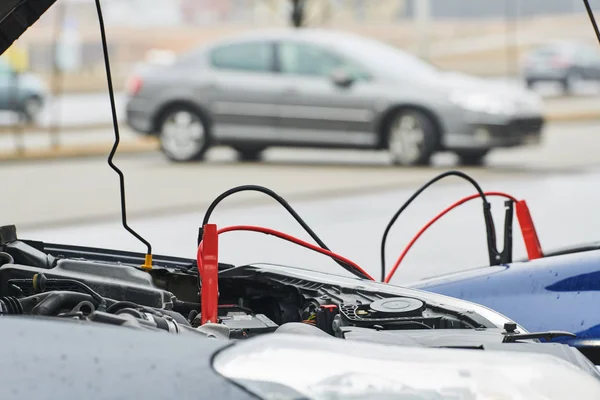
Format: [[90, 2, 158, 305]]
[[386, 109, 437, 166], [21, 96, 43, 124], [234, 146, 266, 162], [455, 149, 489, 166], [158, 105, 210, 162]]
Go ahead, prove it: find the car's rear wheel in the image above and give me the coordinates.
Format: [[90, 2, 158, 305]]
[[387, 109, 437, 166], [158, 106, 210, 162], [234, 146, 266, 162], [455, 149, 489, 166]]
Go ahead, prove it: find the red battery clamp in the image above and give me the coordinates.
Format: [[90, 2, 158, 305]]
[[197, 224, 219, 325]]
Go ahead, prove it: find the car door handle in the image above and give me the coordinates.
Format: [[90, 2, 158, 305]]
[[284, 88, 299, 94]]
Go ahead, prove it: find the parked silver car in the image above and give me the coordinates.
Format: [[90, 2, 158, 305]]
[[125, 29, 545, 166], [523, 41, 600, 94]]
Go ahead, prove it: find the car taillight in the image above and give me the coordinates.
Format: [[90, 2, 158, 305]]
[[127, 76, 143, 96]]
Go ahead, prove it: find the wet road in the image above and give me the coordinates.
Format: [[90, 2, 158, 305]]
[[22, 167, 600, 285]]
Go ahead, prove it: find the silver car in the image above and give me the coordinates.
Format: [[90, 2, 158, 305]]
[[523, 41, 600, 94], [125, 29, 544, 166]]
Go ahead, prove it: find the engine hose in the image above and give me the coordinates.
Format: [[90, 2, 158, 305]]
[[29, 291, 95, 316], [0, 296, 23, 315], [108, 301, 191, 326], [106, 301, 156, 314], [0, 252, 14, 267]]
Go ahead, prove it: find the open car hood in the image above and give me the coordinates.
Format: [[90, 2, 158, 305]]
[[0, 0, 56, 55]]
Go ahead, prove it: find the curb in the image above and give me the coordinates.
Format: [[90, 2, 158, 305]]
[[0, 122, 118, 136], [546, 111, 600, 123]]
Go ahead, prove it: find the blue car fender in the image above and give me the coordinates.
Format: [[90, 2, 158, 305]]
[[408, 249, 600, 347]]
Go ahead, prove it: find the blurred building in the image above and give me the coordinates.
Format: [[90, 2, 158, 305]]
[[8, 0, 599, 85], [102, 0, 185, 26]]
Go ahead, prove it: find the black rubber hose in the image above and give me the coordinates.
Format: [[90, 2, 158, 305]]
[[29, 291, 93, 316], [106, 301, 156, 314]]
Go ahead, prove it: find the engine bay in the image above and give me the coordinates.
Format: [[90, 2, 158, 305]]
[[3, 223, 600, 378], [0, 224, 497, 339]]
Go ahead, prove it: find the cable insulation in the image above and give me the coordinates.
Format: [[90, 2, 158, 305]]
[[583, 0, 600, 46], [200, 185, 369, 279], [380, 170, 490, 281], [197, 225, 374, 282], [95, 0, 152, 258], [385, 192, 517, 283]]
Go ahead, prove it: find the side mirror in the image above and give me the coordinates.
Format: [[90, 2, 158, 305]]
[[330, 68, 354, 88]]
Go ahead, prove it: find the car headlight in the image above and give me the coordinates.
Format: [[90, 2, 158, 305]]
[[214, 334, 600, 400], [450, 91, 516, 115]]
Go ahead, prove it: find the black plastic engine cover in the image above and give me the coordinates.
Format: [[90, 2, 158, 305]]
[[0, 259, 175, 308]]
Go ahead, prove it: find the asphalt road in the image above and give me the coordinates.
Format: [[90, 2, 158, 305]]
[[21, 166, 600, 286], [0, 119, 597, 227]]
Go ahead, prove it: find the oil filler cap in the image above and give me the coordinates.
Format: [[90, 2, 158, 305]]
[[369, 297, 425, 318]]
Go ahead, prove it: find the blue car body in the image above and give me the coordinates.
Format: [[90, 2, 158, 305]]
[[408, 247, 600, 349]]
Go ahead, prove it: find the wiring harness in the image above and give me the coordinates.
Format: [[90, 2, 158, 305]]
[[195, 172, 543, 325]]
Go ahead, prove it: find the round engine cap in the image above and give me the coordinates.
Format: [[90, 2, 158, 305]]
[[369, 297, 425, 318]]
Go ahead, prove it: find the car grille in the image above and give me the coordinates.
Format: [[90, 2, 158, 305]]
[[509, 117, 544, 134]]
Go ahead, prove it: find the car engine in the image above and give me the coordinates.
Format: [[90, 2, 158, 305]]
[[0, 223, 564, 338], [2, 223, 600, 378], [0, 224, 487, 338]]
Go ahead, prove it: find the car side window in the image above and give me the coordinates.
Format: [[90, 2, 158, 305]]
[[210, 41, 274, 73], [278, 41, 370, 81]]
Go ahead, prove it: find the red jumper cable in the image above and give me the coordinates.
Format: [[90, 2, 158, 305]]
[[196, 224, 374, 325], [384, 192, 543, 283]]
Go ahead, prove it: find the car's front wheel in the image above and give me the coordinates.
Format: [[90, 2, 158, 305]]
[[387, 109, 437, 166], [158, 106, 210, 162]]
